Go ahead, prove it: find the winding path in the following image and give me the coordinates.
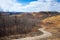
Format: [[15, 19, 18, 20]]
[[12, 28, 52, 40]]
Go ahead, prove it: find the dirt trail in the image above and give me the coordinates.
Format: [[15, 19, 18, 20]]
[[12, 28, 52, 40]]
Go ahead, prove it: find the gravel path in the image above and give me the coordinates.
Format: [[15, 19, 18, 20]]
[[12, 28, 52, 40]]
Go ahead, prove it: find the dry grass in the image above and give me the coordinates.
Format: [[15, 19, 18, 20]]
[[0, 12, 60, 40], [41, 15, 60, 40]]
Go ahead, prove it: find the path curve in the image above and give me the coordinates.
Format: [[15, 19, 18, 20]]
[[12, 28, 52, 40]]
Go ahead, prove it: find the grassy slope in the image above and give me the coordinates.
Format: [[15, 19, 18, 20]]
[[41, 15, 60, 40]]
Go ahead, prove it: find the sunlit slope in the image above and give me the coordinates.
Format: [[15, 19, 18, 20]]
[[42, 15, 60, 28]]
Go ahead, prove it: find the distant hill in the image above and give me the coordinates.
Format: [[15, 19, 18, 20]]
[[0, 11, 60, 37], [0, 11, 60, 15]]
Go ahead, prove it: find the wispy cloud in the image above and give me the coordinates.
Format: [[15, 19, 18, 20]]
[[0, 0, 60, 12]]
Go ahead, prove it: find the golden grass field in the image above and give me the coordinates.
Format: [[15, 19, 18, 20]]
[[41, 15, 60, 40]]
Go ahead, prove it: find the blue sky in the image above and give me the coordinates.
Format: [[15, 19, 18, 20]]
[[56, 0, 60, 2], [17, 0, 60, 3], [0, 0, 60, 12], [17, 0, 37, 5]]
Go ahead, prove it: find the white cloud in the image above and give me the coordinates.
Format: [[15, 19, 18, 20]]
[[45, 0, 55, 2], [49, 2, 60, 12], [0, 0, 60, 12]]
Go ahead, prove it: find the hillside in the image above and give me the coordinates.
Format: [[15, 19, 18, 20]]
[[41, 15, 60, 40], [0, 12, 60, 40]]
